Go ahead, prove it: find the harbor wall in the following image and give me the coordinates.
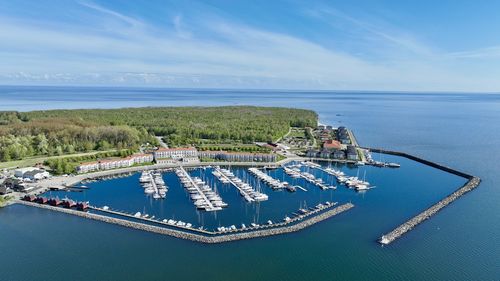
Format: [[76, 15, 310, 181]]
[[15, 200, 354, 243], [365, 147, 481, 245], [364, 147, 473, 179], [380, 177, 480, 245]]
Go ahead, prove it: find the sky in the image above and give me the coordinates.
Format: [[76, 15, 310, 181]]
[[1, 0, 500, 91]]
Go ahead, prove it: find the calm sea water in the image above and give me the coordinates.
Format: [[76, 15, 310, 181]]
[[1, 86, 499, 281]]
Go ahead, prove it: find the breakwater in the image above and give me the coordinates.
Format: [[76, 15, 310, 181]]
[[15, 200, 354, 243], [364, 147, 473, 179], [380, 177, 480, 245], [366, 147, 481, 245]]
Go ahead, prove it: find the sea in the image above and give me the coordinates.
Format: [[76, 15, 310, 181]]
[[0, 86, 499, 281]]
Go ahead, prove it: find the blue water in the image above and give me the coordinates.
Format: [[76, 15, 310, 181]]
[[42, 156, 465, 233], [1, 86, 499, 281]]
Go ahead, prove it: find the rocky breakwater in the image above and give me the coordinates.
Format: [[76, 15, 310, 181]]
[[380, 176, 481, 245], [15, 200, 354, 243]]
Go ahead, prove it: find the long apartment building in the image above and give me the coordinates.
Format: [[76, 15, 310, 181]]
[[198, 151, 276, 162], [77, 153, 154, 174], [153, 147, 198, 160]]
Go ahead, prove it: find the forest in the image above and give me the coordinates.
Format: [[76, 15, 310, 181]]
[[0, 106, 317, 162]]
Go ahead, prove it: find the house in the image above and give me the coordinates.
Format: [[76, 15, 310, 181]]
[[154, 147, 198, 160], [2, 178, 27, 192], [332, 150, 346, 159], [306, 149, 319, 158], [337, 126, 351, 144], [0, 178, 11, 194], [23, 169, 50, 181], [319, 149, 331, 159], [346, 145, 358, 160], [323, 140, 342, 151]]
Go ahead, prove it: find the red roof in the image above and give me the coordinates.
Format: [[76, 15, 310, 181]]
[[323, 140, 341, 149], [132, 153, 152, 157]]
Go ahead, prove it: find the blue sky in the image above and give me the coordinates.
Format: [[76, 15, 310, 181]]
[[1, 0, 500, 91]]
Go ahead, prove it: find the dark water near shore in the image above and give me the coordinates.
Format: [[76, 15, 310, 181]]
[[1, 86, 499, 281]]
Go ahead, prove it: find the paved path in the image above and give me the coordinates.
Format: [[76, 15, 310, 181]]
[[155, 136, 169, 148]]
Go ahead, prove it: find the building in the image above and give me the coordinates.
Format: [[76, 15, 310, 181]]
[[14, 167, 50, 181], [306, 149, 319, 158], [319, 149, 331, 159], [323, 140, 342, 151], [97, 158, 133, 170], [154, 147, 198, 160], [131, 153, 154, 164], [23, 169, 50, 181], [0, 178, 11, 194], [77, 162, 100, 173], [346, 145, 358, 160], [156, 158, 176, 165], [337, 126, 351, 144], [2, 178, 26, 192], [76, 153, 154, 174], [198, 151, 276, 162], [332, 150, 346, 159]]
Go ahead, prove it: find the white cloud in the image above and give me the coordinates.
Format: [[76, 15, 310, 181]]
[[78, 0, 143, 28], [0, 3, 498, 91]]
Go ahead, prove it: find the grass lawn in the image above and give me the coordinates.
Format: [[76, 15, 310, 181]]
[[287, 128, 306, 138]]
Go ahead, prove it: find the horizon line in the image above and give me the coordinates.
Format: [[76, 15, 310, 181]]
[[0, 84, 499, 95]]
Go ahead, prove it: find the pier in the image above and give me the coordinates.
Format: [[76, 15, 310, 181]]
[[284, 166, 330, 190], [175, 167, 226, 211], [248, 167, 287, 190], [213, 167, 268, 202], [16, 200, 354, 243]]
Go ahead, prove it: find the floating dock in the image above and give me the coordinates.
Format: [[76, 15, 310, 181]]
[[214, 167, 268, 202], [175, 167, 227, 211]]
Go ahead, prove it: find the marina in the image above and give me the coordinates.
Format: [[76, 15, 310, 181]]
[[12, 149, 478, 246], [0, 88, 494, 281], [175, 167, 227, 211], [247, 167, 295, 192], [213, 167, 268, 202], [139, 170, 168, 199], [283, 165, 332, 190], [16, 198, 354, 243]]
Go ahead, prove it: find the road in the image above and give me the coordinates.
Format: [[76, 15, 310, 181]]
[[155, 136, 169, 149]]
